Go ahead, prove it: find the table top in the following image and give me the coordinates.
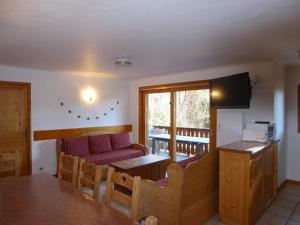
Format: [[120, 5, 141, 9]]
[[148, 133, 209, 144], [0, 173, 132, 225], [110, 154, 169, 170]]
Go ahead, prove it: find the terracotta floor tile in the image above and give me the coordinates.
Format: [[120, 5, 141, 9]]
[[272, 198, 298, 210], [203, 214, 219, 225], [277, 192, 300, 203], [290, 211, 300, 222], [258, 213, 288, 225], [266, 204, 293, 218], [287, 220, 300, 225]]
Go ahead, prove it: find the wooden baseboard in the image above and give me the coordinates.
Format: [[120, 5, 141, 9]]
[[286, 179, 300, 186]]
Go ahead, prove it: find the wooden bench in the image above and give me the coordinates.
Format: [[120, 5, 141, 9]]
[[137, 150, 219, 225]]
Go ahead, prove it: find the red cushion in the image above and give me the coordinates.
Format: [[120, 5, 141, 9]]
[[156, 177, 168, 188], [83, 148, 144, 165], [110, 133, 131, 150], [88, 134, 112, 154], [176, 154, 202, 169], [62, 136, 89, 157]]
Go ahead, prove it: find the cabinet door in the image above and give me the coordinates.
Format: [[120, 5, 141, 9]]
[[250, 155, 264, 224], [264, 147, 274, 205], [220, 152, 249, 225]]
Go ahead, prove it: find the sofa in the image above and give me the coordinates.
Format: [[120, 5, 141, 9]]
[[56, 132, 147, 167], [137, 150, 219, 225]]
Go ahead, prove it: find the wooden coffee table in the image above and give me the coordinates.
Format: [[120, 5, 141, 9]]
[[109, 154, 169, 181]]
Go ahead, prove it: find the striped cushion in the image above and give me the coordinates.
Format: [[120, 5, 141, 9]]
[[83, 148, 144, 165], [110, 132, 131, 150], [89, 134, 112, 154], [61, 136, 89, 157]]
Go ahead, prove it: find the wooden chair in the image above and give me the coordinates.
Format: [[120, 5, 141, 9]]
[[57, 152, 79, 188], [77, 159, 102, 200], [145, 216, 158, 225], [0, 151, 17, 178], [105, 166, 141, 222]]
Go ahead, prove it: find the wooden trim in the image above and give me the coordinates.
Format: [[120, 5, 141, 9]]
[[138, 80, 217, 160], [139, 80, 210, 91], [139, 90, 146, 144], [34, 124, 132, 141], [27, 83, 32, 175], [298, 85, 300, 133], [0, 81, 32, 175], [170, 92, 176, 161], [286, 179, 300, 186], [210, 108, 217, 151]]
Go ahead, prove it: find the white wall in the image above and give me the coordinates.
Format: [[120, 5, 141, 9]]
[[129, 61, 275, 142], [0, 65, 130, 174], [274, 64, 286, 185], [285, 65, 300, 181], [129, 61, 288, 186]]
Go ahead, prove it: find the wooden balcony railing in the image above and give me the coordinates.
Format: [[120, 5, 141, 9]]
[[152, 126, 210, 156]]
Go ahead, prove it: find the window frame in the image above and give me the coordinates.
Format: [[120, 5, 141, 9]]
[[138, 80, 217, 161], [298, 84, 300, 133]]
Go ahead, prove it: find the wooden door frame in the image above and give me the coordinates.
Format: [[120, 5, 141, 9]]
[[139, 80, 217, 161], [0, 80, 32, 175]]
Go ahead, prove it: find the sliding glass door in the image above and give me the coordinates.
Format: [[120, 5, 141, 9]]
[[146, 92, 171, 156], [139, 81, 216, 162], [175, 89, 210, 161]]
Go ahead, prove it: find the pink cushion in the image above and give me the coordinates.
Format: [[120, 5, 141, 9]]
[[83, 148, 144, 165], [89, 134, 112, 154], [156, 177, 168, 187], [176, 154, 202, 169], [62, 136, 89, 157], [110, 133, 131, 150]]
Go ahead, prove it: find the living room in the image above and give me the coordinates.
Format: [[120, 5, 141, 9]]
[[1, 1, 300, 225]]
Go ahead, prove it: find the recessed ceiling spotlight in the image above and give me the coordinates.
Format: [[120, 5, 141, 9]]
[[115, 57, 132, 67]]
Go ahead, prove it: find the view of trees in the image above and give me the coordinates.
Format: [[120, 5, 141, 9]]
[[148, 89, 210, 129]]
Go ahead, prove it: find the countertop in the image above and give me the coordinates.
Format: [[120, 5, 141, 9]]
[[218, 140, 278, 155]]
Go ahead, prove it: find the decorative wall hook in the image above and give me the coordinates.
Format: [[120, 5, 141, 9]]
[[251, 75, 260, 86]]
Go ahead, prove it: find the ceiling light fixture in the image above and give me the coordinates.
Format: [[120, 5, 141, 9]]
[[115, 57, 132, 67]]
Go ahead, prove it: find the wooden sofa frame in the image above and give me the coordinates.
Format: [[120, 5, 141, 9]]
[[137, 150, 219, 225]]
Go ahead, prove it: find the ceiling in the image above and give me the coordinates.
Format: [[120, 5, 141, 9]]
[[0, 0, 299, 79]]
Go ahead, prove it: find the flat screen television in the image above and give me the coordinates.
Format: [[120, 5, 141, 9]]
[[210, 72, 252, 109]]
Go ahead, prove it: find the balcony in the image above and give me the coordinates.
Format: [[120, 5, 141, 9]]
[[148, 126, 210, 161]]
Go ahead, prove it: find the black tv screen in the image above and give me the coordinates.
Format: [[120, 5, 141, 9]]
[[210, 72, 252, 109]]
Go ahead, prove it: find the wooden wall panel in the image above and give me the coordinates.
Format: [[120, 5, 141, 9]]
[[34, 124, 132, 141]]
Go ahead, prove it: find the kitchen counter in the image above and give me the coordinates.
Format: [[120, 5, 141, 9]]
[[218, 140, 279, 155]]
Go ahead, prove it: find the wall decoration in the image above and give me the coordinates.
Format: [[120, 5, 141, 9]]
[[57, 98, 120, 121]]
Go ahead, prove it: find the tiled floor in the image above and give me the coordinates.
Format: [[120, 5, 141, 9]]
[[204, 184, 300, 225], [91, 181, 300, 225]]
